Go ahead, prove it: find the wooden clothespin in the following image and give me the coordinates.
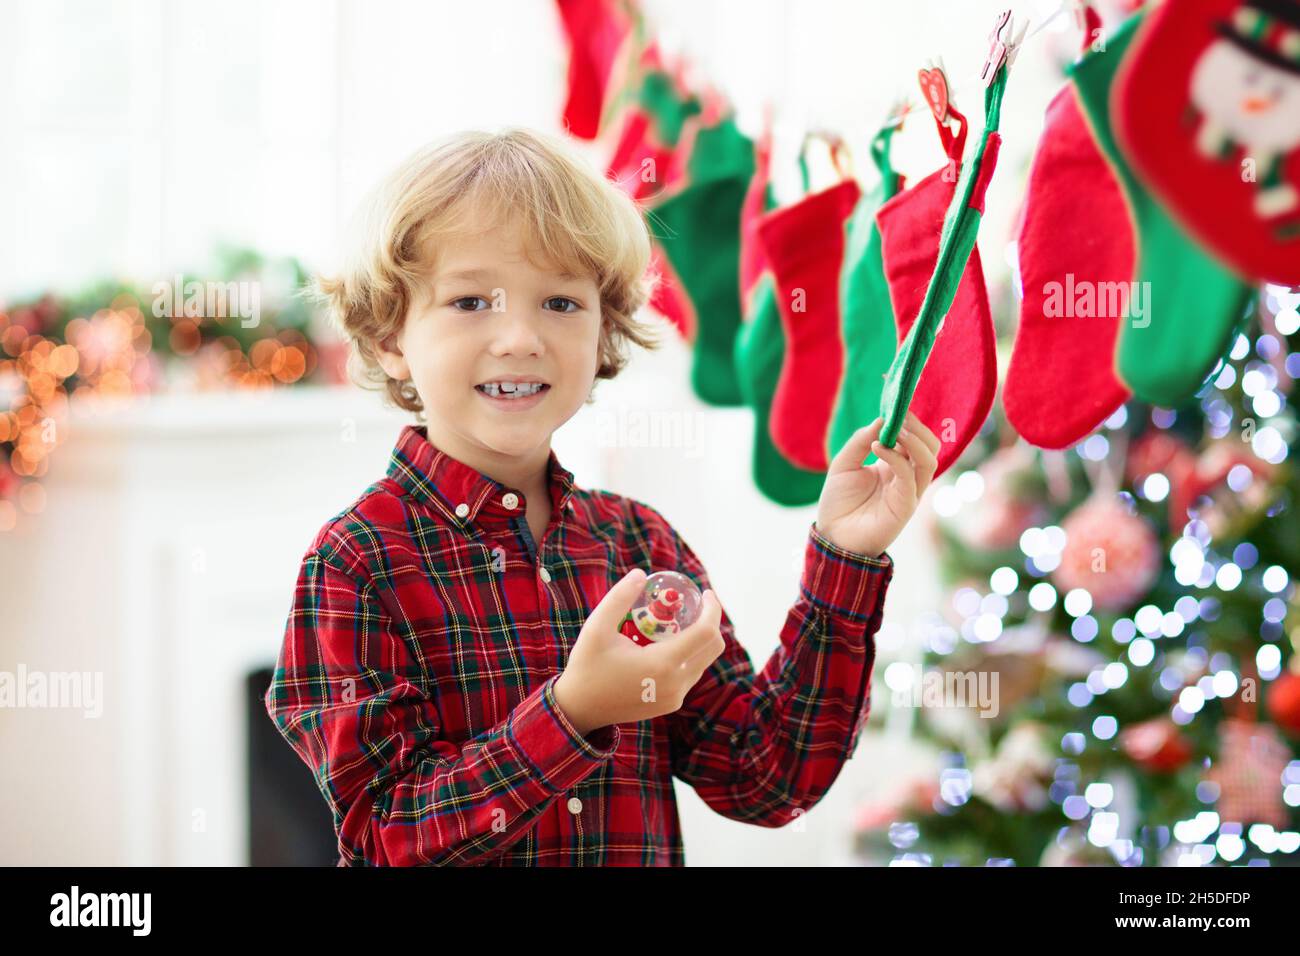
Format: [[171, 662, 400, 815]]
[[980, 9, 1030, 87]]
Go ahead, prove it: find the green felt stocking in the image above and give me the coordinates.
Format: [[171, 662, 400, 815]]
[[1069, 12, 1254, 408], [652, 115, 754, 406], [734, 274, 827, 505], [826, 124, 904, 464], [733, 127, 826, 506]]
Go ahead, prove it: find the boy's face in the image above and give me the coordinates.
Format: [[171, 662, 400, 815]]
[[376, 214, 602, 465]]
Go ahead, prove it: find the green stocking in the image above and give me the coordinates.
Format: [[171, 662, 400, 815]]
[[826, 124, 904, 463], [1069, 12, 1254, 408], [652, 116, 754, 406], [734, 273, 827, 505], [733, 130, 825, 505]]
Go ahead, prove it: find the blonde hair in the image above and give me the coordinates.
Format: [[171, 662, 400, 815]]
[[315, 127, 661, 415]]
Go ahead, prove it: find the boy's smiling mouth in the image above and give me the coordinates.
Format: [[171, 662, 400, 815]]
[[474, 376, 551, 408]]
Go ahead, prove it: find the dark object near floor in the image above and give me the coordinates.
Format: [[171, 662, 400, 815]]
[[247, 668, 338, 866]]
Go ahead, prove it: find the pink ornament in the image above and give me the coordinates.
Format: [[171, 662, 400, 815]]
[[1207, 718, 1290, 829], [1052, 497, 1160, 612], [620, 571, 702, 646]]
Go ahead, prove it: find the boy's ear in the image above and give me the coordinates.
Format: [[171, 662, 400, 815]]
[[374, 332, 410, 380]]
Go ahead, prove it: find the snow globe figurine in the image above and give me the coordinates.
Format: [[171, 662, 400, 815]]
[[620, 571, 703, 646]]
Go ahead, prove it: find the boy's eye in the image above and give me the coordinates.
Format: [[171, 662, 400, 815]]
[[545, 296, 581, 313], [450, 296, 489, 312]]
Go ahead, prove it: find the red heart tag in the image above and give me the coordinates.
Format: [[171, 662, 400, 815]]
[[917, 67, 949, 123]]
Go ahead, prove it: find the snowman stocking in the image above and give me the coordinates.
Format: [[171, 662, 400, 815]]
[[733, 123, 827, 505], [1006, 21, 1133, 449], [1071, 10, 1255, 407], [757, 140, 862, 472], [1115, 0, 1300, 285], [651, 114, 754, 406]]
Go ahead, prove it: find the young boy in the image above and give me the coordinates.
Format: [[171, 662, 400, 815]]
[[264, 128, 940, 866]]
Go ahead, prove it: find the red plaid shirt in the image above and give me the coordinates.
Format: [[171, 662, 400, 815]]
[[265, 424, 894, 866]]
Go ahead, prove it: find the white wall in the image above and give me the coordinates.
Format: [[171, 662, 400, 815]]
[[0, 0, 1070, 293]]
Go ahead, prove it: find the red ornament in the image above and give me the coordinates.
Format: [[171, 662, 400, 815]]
[[1266, 668, 1300, 735], [621, 587, 681, 645], [619, 571, 702, 646], [1053, 496, 1161, 611], [1125, 431, 1197, 489], [1169, 441, 1276, 528], [1122, 718, 1194, 773], [0, 459, 17, 500]]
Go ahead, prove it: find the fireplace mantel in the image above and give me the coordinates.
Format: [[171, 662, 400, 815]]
[[1, 386, 414, 864]]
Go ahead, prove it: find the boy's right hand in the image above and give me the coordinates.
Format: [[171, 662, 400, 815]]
[[553, 568, 725, 737]]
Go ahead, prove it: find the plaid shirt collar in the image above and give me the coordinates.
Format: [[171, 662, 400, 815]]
[[385, 424, 578, 529]]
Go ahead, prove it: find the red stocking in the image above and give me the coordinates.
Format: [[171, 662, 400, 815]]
[[874, 105, 997, 477], [606, 59, 699, 338], [1005, 81, 1133, 449], [557, 0, 636, 140], [759, 157, 861, 471]]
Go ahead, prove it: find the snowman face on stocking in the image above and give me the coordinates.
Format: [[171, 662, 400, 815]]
[[1190, 4, 1300, 202], [1115, 0, 1300, 284]]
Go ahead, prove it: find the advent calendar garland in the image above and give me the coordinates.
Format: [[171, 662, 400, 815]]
[[561, 1, 1294, 507], [557, 0, 642, 141], [650, 114, 754, 407], [874, 18, 1012, 457], [1071, 9, 1257, 408], [607, 56, 703, 338]]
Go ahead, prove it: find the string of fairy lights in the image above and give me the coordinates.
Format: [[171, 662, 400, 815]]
[[0, 274, 343, 532]]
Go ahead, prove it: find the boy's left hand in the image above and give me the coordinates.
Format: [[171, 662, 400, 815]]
[[814, 410, 940, 559]]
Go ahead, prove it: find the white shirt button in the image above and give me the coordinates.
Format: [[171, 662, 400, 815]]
[[502, 492, 519, 510], [539, 566, 552, 583], [566, 797, 583, 815], [454, 503, 470, 518]]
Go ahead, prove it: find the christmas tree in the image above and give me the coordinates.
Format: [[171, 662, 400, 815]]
[[852, 285, 1300, 866]]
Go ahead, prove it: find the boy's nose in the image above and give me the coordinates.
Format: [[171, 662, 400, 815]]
[[487, 309, 545, 356]]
